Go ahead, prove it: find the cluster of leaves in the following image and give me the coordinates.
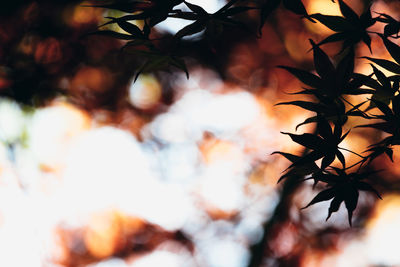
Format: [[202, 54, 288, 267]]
[[310, 0, 375, 51], [87, 0, 261, 79], [92, 0, 400, 226], [274, 1, 400, 225], [86, 0, 349, 79]]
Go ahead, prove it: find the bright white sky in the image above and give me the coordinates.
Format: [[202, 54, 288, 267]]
[[157, 0, 226, 34]]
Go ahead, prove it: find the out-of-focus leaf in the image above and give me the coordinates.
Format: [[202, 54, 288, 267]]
[[85, 30, 135, 40], [169, 56, 189, 79], [222, 6, 258, 16], [122, 39, 153, 49], [259, 0, 281, 34], [84, 0, 154, 13]]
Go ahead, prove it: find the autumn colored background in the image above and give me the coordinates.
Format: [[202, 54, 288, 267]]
[[1, 0, 400, 266]]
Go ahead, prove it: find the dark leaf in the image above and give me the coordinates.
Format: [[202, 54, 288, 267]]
[[363, 57, 400, 74], [327, 195, 343, 220], [336, 47, 354, 87], [174, 20, 206, 39], [335, 150, 346, 168], [282, 0, 308, 17], [360, 6, 375, 28], [356, 181, 382, 199], [315, 32, 348, 47], [149, 13, 169, 27], [317, 115, 333, 140], [275, 100, 325, 113], [271, 151, 301, 162], [101, 14, 151, 27], [288, 150, 324, 169], [321, 152, 336, 169], [309, 39, 335, 81], [385, 23, 400, 37], [371, 64, 390, 90], [344, 186, 359, 226], [356, 122, 394, 134], [277, 66, 322, 88], [339, 129, 350, 143], [351, 73, 380, 89], [184, 1, 208, 16], [116, 20, 144, 37], [215, 0, 241, 14], [362, 32, 372, 52], [371, 99, 394, 118], [169, 11, 199, 20], [281, 132, 325, 150], [393, 94, 400, 115], [375, 12, 397, 24], [338, 0, 359, 24], [295, 116, 318, 130], [302, 187, 336, 209], [380, 34, 400, 65], [310, 14, 351, 31], [333, 121, 343, 140]]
